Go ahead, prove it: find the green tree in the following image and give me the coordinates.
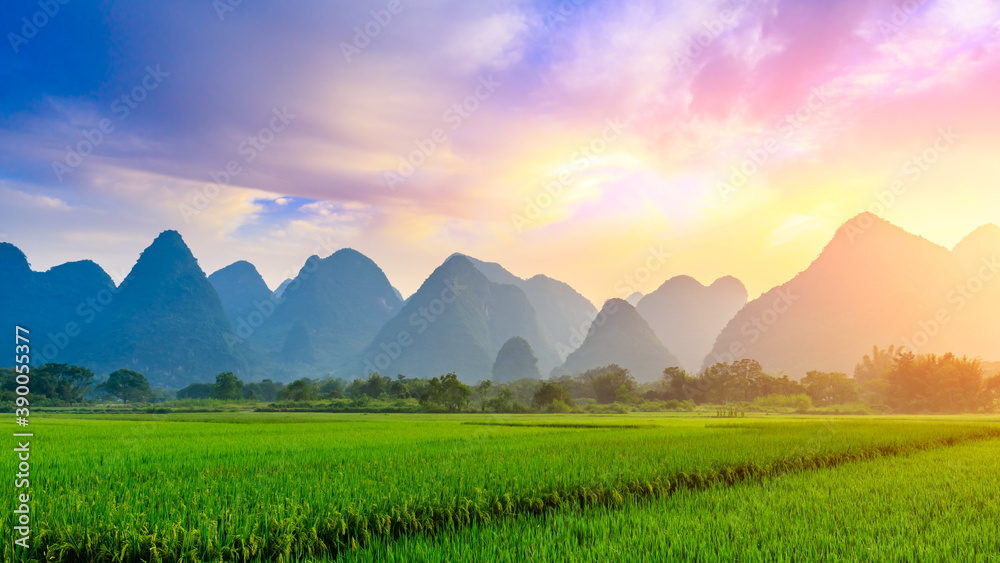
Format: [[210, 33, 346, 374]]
[[348, 372, 392, 399], [420, 373, 470, 412], [210, 371, 245, 400], [981, 374, 1000, 411], [98, 369, 152, 403], [472, 380, 493, 412], [699, 359, 770, 404], [280, 378, 317, 402], [532, 381, 574, 411], [588, 365, 636, 404], [318, 377, 347, 399], [662, 366, 696, 401], [802, 371, 859, 406], [245, 379, 283, 402], [177, 383, 213, 399], [5, 363, 95, 403], [487, 386, 513, 413], [389, 375, 410, 399], [854, 345, 898, 403], [884, 352, 982, 413]]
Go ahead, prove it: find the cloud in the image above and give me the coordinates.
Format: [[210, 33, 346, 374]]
[[2, 0, 999, 302]]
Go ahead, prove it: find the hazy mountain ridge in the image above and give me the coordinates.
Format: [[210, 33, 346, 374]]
[[457, 254, 599, 357], [0, 242, 116, 363], [209, 260, 274, 326], [636, 274, 748, 373], [343, 255, 559, 383], [69, 230, 247, 387], [555, 298, 681, 383], [945, 223, 1000, 360], [706, 213, 974, 377], [3, 215, 999, 388], [246, 248, 403, 374]]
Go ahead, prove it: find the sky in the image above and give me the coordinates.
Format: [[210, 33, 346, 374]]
[[2, 0, 999, 305]]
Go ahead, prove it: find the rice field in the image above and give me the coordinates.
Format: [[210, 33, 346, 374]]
[[3, 413, 1000, 562], [344, 432, 1000, 562]]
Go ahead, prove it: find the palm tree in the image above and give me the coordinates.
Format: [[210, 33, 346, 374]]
[[854, 345, 900, 402]]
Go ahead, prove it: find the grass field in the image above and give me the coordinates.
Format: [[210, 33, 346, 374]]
[[344, 435, 1000, 562], [4, 413, 1000, 562]]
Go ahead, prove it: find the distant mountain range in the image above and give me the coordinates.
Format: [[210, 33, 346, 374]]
[[65, 231, 244, 387], [459, 254, 598, 356], [342, 255, 560, 382], [1, 242, 114, 346], [707, 213, 998, 376], [636, 275, 747, 372], [554, 298, 681, 383], [227, 248, 403, 376], [209, 260, 273, 325], [3, 215, 999, 387]]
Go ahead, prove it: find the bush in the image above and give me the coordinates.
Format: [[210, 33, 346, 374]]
[[637, 401, 665, 412], [609, 401, 631, 414], [532, 381, 575, 411], [509, 401, 532, 414], [753, 393, 813, 411], [635, 399, 697, 412], [585, 401, 631, 414], [544, 399, 573, 414]]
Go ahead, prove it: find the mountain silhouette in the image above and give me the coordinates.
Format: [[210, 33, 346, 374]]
[[953, 224, 1000, 272], [273, 278, 293, 299], [636, 275, 747, 372], [946, 224, 1000, 361], [706, 214, 969, 377], [209, 260, 273, 326], [0, 242, 116, 365], [345, 255, 559, 382], [458, 254, 598, 355], [492, 336, 541, 383], [555, 298, 681, 383], [246, 248, 402, 374], [70, 230, 246, 387]]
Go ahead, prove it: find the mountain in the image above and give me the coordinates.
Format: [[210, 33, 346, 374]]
[[492, 336, 541, 382], [344, 255, 559, 382], [0, 242, 117, 365], [281, 318, 316, 365], [273, 278, 293, 299], [636, 275, 748, 372], [247, 249, 402, 374], [208, 261, 273, 325], [458, 254, 598, 356], [69, 230, 246, 387], [952, 224, 1000, 273], [0, 242, 31, 280], [947, 225, 1000, 360], [555, 298, 681, 383], [705, 214, 969, 377], [625, 292, 643, 306]]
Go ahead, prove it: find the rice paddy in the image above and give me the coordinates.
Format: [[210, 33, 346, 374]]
[[344, 432, 1000, 562], [3, 413, 999, 562]]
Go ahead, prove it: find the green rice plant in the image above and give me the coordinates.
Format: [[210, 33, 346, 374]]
[[2, 413, 999, 562], [341, 431, 1000, 562]]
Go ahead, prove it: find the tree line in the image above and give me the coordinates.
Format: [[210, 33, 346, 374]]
[[3, 346, 998, 414], [0, 365, 157, 405]]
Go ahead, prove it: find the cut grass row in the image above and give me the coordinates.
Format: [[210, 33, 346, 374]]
[[4, 414, 1000, 562], [342, 433, 1000, 562]]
